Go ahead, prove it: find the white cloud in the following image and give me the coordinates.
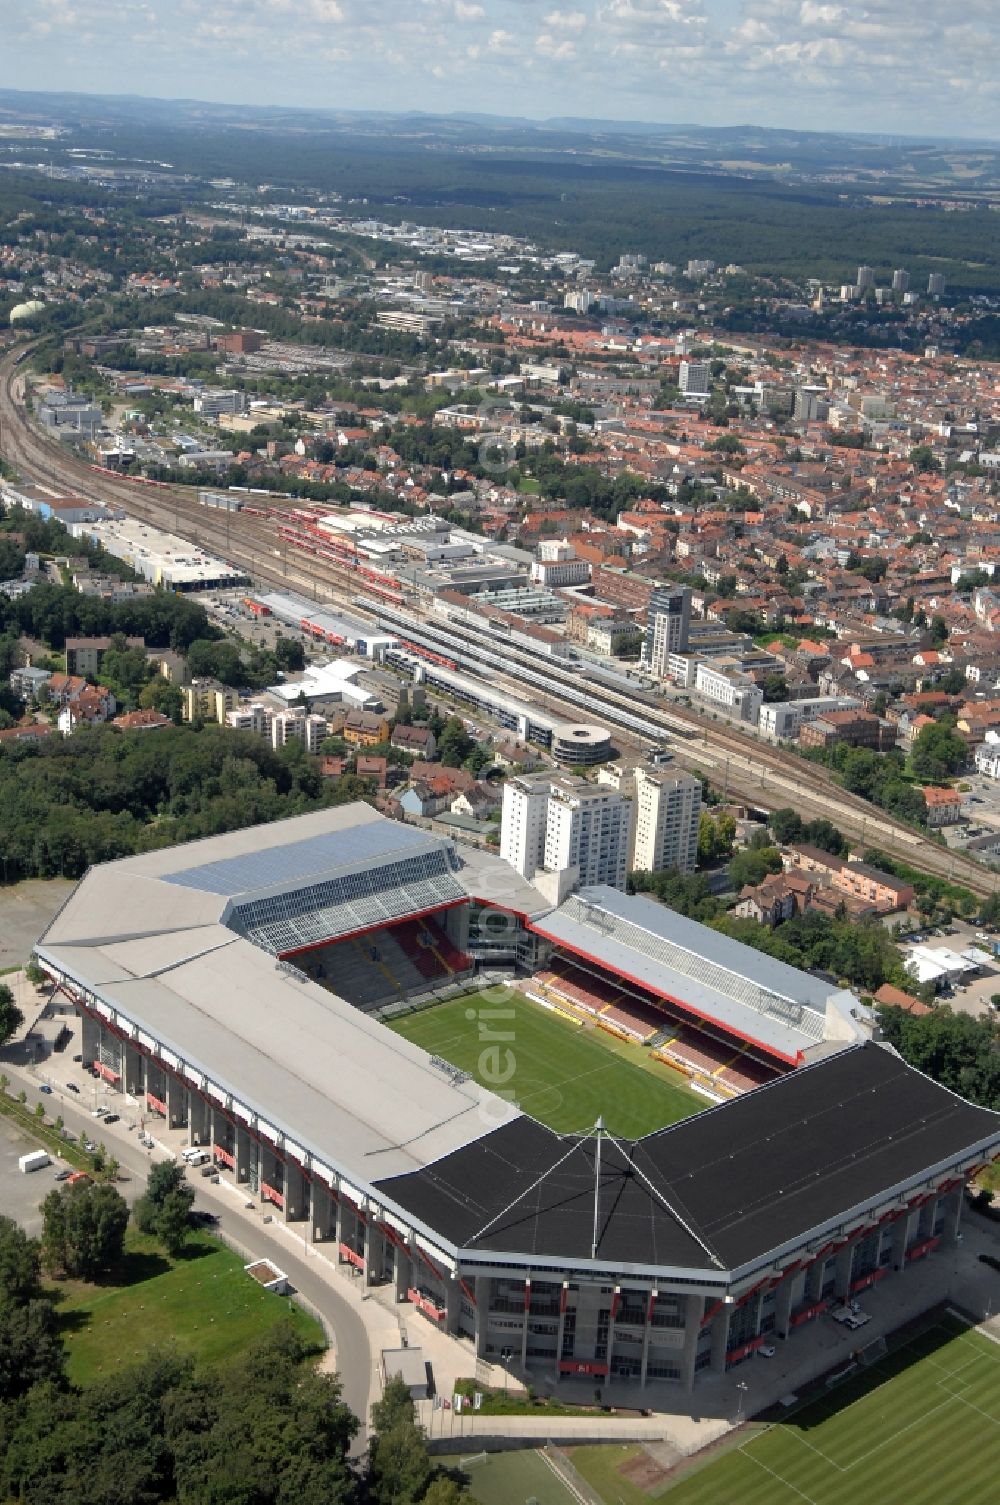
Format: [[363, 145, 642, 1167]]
[[0, 0, 997, 136], [544, 8, 587, 30], [536, 32, 577, 59]]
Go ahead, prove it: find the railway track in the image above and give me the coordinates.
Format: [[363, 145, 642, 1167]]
[[1, 345, 995, 899]]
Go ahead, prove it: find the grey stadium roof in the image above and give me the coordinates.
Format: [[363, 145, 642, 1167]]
[[163, 819, 440, 899], [34, 807, 529, 1182], [533, 887, 854, 1060]]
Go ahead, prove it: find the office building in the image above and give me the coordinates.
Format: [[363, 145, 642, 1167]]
[[632, 766, 702, 875], [644, 585, 692, 676]]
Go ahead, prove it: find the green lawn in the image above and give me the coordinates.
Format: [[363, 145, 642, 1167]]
[[569, 1444, 666, 1504], [56, 1227, 324, 1386], [464, 1448, 579, 1505], [663, 1315, 1000, 1504], [388, 991, 702, 1137]]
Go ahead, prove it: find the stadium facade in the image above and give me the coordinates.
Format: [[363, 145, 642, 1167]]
[[35, 806, 1000, 1394]]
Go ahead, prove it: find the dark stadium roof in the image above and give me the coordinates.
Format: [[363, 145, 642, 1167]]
[[376, 1043, 1000, 1275]]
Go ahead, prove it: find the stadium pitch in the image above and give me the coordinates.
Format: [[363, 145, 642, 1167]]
[[387, 989, 703, 1137], [664, 1313, 1000, 1504]]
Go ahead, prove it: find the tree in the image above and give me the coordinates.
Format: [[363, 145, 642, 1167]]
[[910, 719, 967, 782], [909, 445, 940, 473], [0, 982, 23, 1047], [0, 1299, 66, 1401], [368, 1376, 432, 1505], [41, 1181, 129, 1279], [135, 1160, 195, 1251], [437, 716, 475, 768], [0, 1214, 42, 1310], [729, 847, 783, 889], [769, 808, 803, 846], [157, 1188, 195, 1257]]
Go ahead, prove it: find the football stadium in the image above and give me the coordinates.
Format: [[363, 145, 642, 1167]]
[[35, 804, 1000, 1395]]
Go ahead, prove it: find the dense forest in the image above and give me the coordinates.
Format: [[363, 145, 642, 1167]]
[[0, 1208, 466, 1503], [0, 724, 373, 882]]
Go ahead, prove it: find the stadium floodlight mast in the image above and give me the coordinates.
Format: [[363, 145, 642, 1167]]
[[735, 1379, 748, 1425]]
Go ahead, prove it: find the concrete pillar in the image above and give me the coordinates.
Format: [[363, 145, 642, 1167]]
[[334, 1191, 343, 1250], [81, 1013, 100, 1064], [189, 1091, 210, 1147], [639, 1293, 656, 1387], [165, 1073, 187, 1132], [555, 1285, 568, 1382], [940, 1188, 963, 1244], [366, 1221, 389, 1286], [312, 1180, 335, 1243], [445, 1277, 461, 1337], [123, 1041, 144, 1098], [285, 1161, 308, 1222], [804, 1254, 825, 1302], [775, 1276, 795, 1339], [679, 1293, 701, 1393], [709, 1303, 732, 1376], [235, 1122, 256, 1186], [520, 1281, 530, 1368], [893, 1207, 918, 1271], [474, 1277, 490, 1359], [394, 1240, 412, 1301], [834, 1240, 856, 1300]]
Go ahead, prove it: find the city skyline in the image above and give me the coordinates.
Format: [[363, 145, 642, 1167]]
[[2, 1, 999, 142]]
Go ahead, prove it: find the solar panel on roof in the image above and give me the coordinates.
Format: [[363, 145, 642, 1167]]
[[163, 822, 439, 898]]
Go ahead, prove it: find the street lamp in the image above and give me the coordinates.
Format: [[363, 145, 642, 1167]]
[[500, 1346, 513, 1397], [735, 1379, 748, 1426]]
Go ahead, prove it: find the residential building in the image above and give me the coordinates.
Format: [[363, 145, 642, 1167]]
[[391, 724, 437, 760], [112, 709, 171, 733], [225, 701, 326, 754], [632, 766, 702, 875], [65, 636, 145, 677], [343, 709, 391, 747], [678, 360, 710, 397], [500, 773, 633, 891], [922, 786, 963, 828], [182, 679, 237, 725], [8, 665, 52, 703], [799, 710, 886, 751]]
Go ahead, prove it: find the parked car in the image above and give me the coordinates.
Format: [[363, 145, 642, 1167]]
[[90, 1107, 107, 1118], [54, 1169, 73, 1181], [103, 1114, 119, 1125], [72, 1053, 82, 1062], [758, 1344, 777, 1358], [66, 1082, 80, 1094], [39, 1084, 53, 1095], [83, 1140, 96, 1153]]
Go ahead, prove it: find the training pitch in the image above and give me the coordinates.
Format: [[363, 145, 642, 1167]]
[[388, 989, 702, 1137], [664, 1313, 1000, 1504]]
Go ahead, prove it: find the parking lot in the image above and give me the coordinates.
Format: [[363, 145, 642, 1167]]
[[0, 1115, 53, 1238], [896, 916, 1000, 1018]]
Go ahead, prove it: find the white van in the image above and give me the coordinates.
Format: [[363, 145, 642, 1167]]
[[182, 1147, 210, 1167]]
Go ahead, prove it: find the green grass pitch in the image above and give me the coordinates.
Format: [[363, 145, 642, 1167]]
[[387, 989, 703, 1137], [662, 1314, 1000, 1504]]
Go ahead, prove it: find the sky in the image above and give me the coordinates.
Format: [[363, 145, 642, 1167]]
[[3, 0, 999, 141]]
